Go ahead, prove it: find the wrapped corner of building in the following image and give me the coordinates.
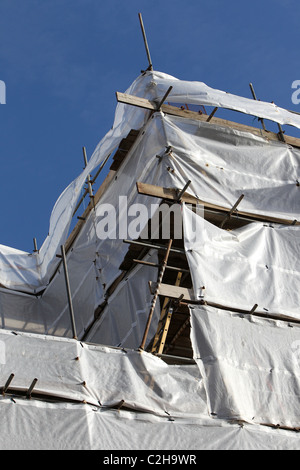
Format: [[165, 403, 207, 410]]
[[0, 70, 299, 450]]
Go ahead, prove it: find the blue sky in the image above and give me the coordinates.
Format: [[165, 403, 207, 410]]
[[0, 0, 299, 252]]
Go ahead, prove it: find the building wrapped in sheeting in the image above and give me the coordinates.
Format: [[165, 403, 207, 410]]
[[0, 69, 299, 450]]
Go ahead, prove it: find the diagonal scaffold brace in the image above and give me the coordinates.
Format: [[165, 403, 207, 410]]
[[139, 239, 173, 350], [61, 244, 78, 340], [220, 194, 245, 229]]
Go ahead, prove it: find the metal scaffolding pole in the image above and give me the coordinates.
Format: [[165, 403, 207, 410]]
[[61, 245, 77, 340], [138, 13, 153, 71]]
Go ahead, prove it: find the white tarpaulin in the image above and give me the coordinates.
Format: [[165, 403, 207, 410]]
[[0, 248, 160, 343], [85, 250, 160, 350], [183, 205, 300, 319], [160, 114, 300, 222], [1, 398, 300, 450], [0, 327, 299, 450], [150, 70, 300, 129], [190, 304, 300, 429], [1, 111, 299, 335], [0, 114, 173, 336], [0, 329, 206, 417], [0, 209, 104, 338]]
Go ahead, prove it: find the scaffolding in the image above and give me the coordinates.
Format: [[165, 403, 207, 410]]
[[0, 15, 300, 450]]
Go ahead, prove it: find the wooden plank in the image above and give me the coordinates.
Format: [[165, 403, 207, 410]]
[[157, 299, 176, 355], [149, 282, 300, 325], [137, 182, 300, 226], [116, 92, 156, 111], [149, 281, 195, 302], [137, 181, 198, 205], [116, 92, 300, 148], [151, 271, 183, 354]]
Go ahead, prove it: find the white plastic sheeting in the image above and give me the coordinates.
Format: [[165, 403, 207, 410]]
[[190, 304, 300, 429], [0, 210, 103, 338], [0, 328, 300, 450], [90, 113, 172, 291], [0, 249, 159, 343], [183, 205, 300, 319], [85, 250, 160, 349], [0, 113, 173, 336], [151, 70, 300, 129], [160, 114, 300, 221], [0, 329, 206, 417], [77, 112, 300, 300], [1, 399, 300, 450], [1, 111, 299, 336]]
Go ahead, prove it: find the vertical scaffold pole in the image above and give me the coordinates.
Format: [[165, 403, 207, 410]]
[[33, 238, 38, 253], [61, 244, 77, 340]]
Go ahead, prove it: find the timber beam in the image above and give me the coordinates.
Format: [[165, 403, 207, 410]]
[[136, 182, 300, 227], [149, 281, 300, 324], [116, 92, 300, 149]]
